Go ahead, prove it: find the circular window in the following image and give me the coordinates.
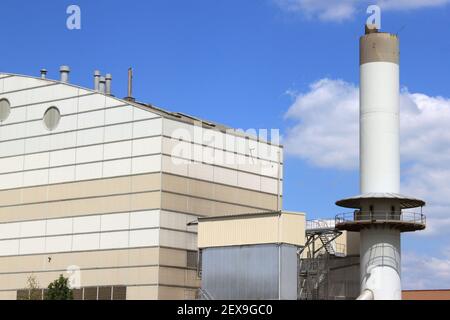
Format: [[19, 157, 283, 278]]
[[0, 98, 11, 122], [43, 107, 61, 131]]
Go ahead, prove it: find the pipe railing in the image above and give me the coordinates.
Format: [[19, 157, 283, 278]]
[[306, 219, 335, 230], [335, 211, 426, 226]]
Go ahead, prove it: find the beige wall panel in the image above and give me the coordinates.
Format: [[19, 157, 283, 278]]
[[0, 173, 161, 207], [80, 266, 159, 287], [0, 191, 161, 223], [127, 285, 159, 300], [161, 174, 278, 210], [213, 202, 261, 216], [198, 216, 276, 248], [21, 187, 48, 205], [161, 192, 189, 213], [279, 213, 306, 247], [161, 192, 261, 217], [188, 197, 214, 215], [158, 286, 196, 300], [47, 174, 161, 202], [302, 230, 360, 258], [0, 189, 22, 207], [0, 291, 16, 300], [159, 211, 198, 233], [198, 213, 305, 248], [0, 266, 159, 291], [159, 267, 200, 288], [346, 231, 360, 256], [184, 289, 197, 300], [0, 248, 160, 274], [159, 248, 188, 268]]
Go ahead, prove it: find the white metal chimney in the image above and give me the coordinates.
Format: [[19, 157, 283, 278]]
[[105, 74, 112, 95], [99, 76, 106, 94], [60, 66, 70, 83], [125, 68, 135, 102], [94, 70, 101, 91], [40, 69, 48, 80], [335, 25, 426, 300]]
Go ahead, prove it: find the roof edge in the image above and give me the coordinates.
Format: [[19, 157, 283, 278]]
[[0, 72, 282, 147]]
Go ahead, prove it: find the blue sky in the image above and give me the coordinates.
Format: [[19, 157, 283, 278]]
[[1, 0, 450, 289]]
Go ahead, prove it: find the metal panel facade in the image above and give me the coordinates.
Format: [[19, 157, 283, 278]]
[[202, 244, 298, 300]]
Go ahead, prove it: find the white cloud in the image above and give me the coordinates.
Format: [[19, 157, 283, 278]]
[[274, 0, 450, 21], [403, 251, 450, 289], [378, 0, 450, 10], [284, 78, 450, 235], [284, 77, 450, 288], [284, 79, 359, 169], [274, 0, 359, 22]]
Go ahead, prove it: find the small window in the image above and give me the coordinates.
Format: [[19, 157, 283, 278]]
[[43, 107, 61, 131], [0, 98, 11, 122]]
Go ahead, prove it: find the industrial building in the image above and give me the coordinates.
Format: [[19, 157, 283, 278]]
[[0, 24, 433, 301], [0, 68, 283, 300], [196, 25, 427, 301], [196, 212, 362, 300]]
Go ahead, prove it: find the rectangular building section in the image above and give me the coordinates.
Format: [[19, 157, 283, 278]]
[[0, 72, 283, 300]]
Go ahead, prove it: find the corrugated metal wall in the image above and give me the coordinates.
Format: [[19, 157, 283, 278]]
[[201, 244, 298, 300]]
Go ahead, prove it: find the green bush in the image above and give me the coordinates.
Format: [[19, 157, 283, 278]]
[[45, 275, 74, 300]]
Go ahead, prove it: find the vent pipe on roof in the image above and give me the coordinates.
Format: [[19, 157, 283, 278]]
[[59, 66, 70, 83], [40, 69, 48, 80], [125, 68, 135, 102], [105, 74, 112, 96], [94, 70, 101, 91], [99, 76, 106, 94]]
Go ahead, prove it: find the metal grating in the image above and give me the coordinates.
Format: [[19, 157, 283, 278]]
[[187, 251, 198, 269], [16, 290, 29, 300], [72, 289, 83, 300], [83, 287, 98, 300], [112, 286, 127, 300], [98, 287, 112, 300]]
